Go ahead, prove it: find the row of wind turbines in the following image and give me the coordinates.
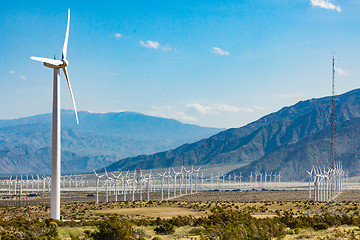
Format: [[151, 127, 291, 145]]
[[0, 166, 287, 203], [249, 172, 282, 184], [1, 174, 88, 196], [307, 162, 345, 202], [93, 166, 202, 203]]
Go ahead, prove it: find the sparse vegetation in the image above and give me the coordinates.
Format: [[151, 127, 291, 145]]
[[0, 217, 60, 240], [1, 190, 360, 239]]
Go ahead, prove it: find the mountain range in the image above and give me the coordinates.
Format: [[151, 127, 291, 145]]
[[3, 88, 360, 180], [105, 89, 360, 181], [0, 111, 221, 174]]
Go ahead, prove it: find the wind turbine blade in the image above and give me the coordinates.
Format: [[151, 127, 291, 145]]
[[30, 56, 63, 66], [62, 67, 79, 124], [62, 9, 70, 60], [93, 169, 98, 177]]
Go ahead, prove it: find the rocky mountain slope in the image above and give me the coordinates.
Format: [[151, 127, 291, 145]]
[[105, 89, 360, 180], [228, 116, 360, 181]]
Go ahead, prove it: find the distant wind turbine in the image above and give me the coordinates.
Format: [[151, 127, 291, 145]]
[[30, 9, 78, 220], [93, 169, 104, 203]]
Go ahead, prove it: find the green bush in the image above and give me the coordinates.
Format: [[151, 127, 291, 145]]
[[0, 217, 60, 240], [313, 222, 329, 231], [200, 207, 286, 240], [154, 222, 175, 235], [189, 227, 204, 235], [91, 215, 134, 240]]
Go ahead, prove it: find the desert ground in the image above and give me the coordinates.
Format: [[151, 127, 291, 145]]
[[1, 189, 360, 239]]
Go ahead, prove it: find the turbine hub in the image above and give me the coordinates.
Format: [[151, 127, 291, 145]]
[[62, 59, 69, 67]]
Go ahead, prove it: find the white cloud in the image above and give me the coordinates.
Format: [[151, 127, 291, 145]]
[[334, 66, 347, 76], [139, 40, 173, 52], [310, 0, 341, 12], [114, 33, 123, 39], [212, 47, 230, 56], [186, 103, 211, 114], [146, 103, 265, 126], [186, 103, 257, 114], [149, 105, 197, 123], [18, 74, 27, 81], [140, 40, 161, 50], [9, 70, 26, 80], [216, 104, 253, 113]]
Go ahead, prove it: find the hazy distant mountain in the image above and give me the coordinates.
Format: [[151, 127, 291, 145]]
[[105, 89, 360, 177], [0, 111, 221, 174], [0, 145, 118, 174]]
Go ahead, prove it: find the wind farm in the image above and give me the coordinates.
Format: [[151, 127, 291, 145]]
[[2, 1, 360, 239]]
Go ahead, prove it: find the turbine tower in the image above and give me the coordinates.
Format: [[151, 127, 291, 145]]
[[30, 9, 78, 220]]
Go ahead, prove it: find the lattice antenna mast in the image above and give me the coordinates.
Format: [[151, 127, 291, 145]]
[[330, 55, 336, 169]]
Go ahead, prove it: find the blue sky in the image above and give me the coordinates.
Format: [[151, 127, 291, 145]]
[[1, 0, 360, 128]]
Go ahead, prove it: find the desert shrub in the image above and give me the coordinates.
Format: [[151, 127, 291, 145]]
[[152, 237, 162, 240], [69, 232, 92, 240], [286, 229, 295, 235], [167, 215, 195, 227], [189, 227, 204, 235], [154, 217, 163, 226], [278, 211, 360, 230], [0, 217, 59, 240], [91, 215, 134, 240], [132, 228, 148, 239], [134, 218, 152, 226], [313, 222, 329, 231], [332, 228, 358, 239], [199, 206, 286, 240], [154, 222, 175, 235]]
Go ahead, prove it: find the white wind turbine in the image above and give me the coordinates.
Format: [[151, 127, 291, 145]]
[[194, 167, 201, 193], [30, 9, 78, 220], [104, 169, 112, 203], [239, 172, 243, 187], [172, 168, 180, 198], [306, 167, 314, 201], [146, 171, 152, 201], [123, 171, 129, 201], [111, 172, 122, 202], [93, 169, 104, 203], [158, 171, 167, 201]]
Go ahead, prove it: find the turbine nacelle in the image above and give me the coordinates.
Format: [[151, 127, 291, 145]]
[[43, 59, 69, 69]]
